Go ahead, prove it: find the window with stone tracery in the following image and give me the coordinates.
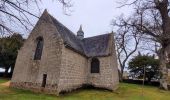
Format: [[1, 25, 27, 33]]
[[34, 37, 43, 60]]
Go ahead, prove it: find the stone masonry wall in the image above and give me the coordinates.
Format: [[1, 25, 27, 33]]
[[86, 33, 119, 91], [11, 12, 63, 94], [57, 47, 87, 93], [87, 56, 119, 91]]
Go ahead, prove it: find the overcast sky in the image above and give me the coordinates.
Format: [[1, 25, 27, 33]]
[[0, 0, 133, 72], [36, 0, 133, 38]]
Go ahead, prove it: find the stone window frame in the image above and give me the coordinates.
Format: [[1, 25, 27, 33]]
[[90, 57, 100, 73], [34, 36, 44, 60]]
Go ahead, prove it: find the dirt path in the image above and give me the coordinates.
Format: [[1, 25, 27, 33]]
[[0, 81, 10, 87]]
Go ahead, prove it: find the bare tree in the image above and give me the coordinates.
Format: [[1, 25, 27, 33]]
[[113, 17, 141, 81], [116, 0, 170, 90], [0, 0, 72, 37]]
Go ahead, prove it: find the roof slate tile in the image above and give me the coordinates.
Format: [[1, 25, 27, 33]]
[[48, 12, 111, 57]]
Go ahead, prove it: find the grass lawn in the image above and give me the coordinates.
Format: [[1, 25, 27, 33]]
[[0, 78, 9, 84], [0, 78, 170, 100]]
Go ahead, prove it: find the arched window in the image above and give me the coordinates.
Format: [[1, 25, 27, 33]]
[[34, 37, 43, 60], [91, 58, 100, 73]]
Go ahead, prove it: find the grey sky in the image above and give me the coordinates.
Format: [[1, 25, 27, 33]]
[[38, 0, 132, 38], [0, 0, 133, 72]]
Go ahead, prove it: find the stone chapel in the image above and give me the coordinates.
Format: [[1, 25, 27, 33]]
[[10, 10, 119, 95]]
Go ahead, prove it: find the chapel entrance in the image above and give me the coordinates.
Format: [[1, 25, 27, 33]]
[[42, 74, 47, 88]]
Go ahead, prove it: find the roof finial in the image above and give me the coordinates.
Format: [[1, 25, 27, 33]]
[[44, 9, 47, 12], [43, 9, 48, 14], [79, 25, 83, 31], [41, 9, 49, 16], [77, 25, 84, 40]]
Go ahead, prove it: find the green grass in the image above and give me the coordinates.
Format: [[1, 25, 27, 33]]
[[0, 78, 170, 100], [0, 78, 9, 84]]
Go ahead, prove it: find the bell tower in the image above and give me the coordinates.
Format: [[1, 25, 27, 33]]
[[77, 25, 84, 40]]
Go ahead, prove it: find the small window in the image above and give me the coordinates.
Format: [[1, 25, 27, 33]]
[[34, 37, 43, 60], [42, 74, 47, 88], [91, 58, 100, 73]]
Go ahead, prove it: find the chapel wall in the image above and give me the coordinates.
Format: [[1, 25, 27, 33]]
[[10, 16, 63, 94], [57, 47, 88, 93]]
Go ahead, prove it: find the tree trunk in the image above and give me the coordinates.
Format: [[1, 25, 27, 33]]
[[120, 72, 123, 82], [118, 69, 122, 82], [119, 67, 124, 82], [159, 48, 168, 90], [3, 66, 10, 77]]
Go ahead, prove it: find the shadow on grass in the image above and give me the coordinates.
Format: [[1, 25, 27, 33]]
[[60, 84, 114, 96]]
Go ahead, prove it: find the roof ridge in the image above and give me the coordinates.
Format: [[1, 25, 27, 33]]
[[48, 14, 85, 54], [49, 15, 78, 37], [83, 33, 111, 39], [40, 11, 112, 57]]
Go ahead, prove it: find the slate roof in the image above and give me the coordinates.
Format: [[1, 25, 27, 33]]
[[50, 15, 84, 54], [82, 34, 111, 57], [45, 11, 112, 57]]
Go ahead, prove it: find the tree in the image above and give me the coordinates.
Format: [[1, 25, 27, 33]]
[[0, 33, 24, 77], [0, 0, 72, 36], [115, 0, 170, 90], [128, 54, 159, 83], [113, 17, 141, 81]]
